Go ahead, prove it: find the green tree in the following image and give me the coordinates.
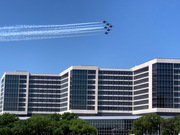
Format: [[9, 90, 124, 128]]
[[132, 113, 161, 135], [52, 113, 97, 135], [143, 113, 161, 135], [11, 120, 30, 135], [175, 120, 180, 133], [0, 113, 19, 135], [0, 113, 19, 128], [0, 113, 97, 135], [0, 127, 12, 135], [131, 116, 145, 135], [161, 118, 176, 135], [46, 113, 62, 121], [53, 127, 63, 135], [62, 112, 78, 120], [26, 114, 52, 135], [174, 115, 180, 134], [56, 119, 71, 135]]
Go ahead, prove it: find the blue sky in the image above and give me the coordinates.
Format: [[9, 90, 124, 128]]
[[0, 0, 180, 76]]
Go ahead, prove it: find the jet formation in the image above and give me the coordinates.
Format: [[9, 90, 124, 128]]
[[103, 20, 113, 35]]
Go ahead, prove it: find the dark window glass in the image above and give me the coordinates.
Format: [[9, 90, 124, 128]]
[[134, 94, 148, 100], [134, 67, 148, 75], [88, 70, 96, 74], [70, 70, 88, 110], [152, 63, 174, 108], [134, 100, 148, 105], [134, 105, 148, 110], [134, 89, 148, 95]]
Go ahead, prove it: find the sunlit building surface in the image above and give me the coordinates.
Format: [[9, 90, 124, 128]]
[[1, 58, 180, 135]]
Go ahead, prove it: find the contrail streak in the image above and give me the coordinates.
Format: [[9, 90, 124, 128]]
[[0, 33, 101, 42], [0, 21, 104, 42], [0, 22, 103, 30]]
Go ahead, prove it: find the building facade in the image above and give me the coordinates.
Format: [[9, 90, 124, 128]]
[[1, 58, 180, 134]]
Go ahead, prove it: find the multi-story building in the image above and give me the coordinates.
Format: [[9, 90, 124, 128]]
[[1, 58, 180, 134]]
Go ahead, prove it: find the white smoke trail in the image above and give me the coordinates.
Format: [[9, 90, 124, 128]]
[[0, 26, 103, 36], [0, 33, 101, 42], [0, 21, 104, 41], [0, 22, 102, 30]]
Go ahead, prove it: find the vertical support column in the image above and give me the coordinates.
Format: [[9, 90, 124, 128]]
[[149, 64, 153, 109], [67, 70, 71, 111], [25, 73, 29, 115], [95, 68, 98, 113]]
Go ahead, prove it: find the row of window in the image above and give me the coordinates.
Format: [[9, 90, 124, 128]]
[[5, 80, 24, 84], [60, 107, 67, 112], [87, 106, 95, 110], [88, 80, 95, 84], [19, 103, 25, 106], [28, 103, 61, 107], [98, 91, 132, 95], [29, 80, 61, 84], [174, 92, 180, 97], [60, 98, 68, 102], [174, 69, 180, 74], [29, 76, 61, 80], [174, 87, 180, 91], [19, 94, 26, 97], [98, 106, 132, 111], [174, 98, 180, 102], [61, 83, 68, 89], [29, 89, 60, 94], [28, 108, 60, 112], [174, 64, 180, 68], [174, 81, 180, 85], [134, 78, 148, 85], [88, 91, 95, 94], [134, 89, 148, 95], [134, 67, 149, 75], [88, 70, 96, 74], [61, 78, 68, 84], [60, 102, 68, 107], [174, 104, 180, 108], [70, 70, 94, 75], [18, 108, 25, 111], [71, 85, 95, 90], [98, 101, 132, 105], [19, 89, 26, 93], [134, 73, 149, 80], [61, 88, 68, 93], [98, 96, 132, 100], [72, 75, 96, 79], [61, 73, 68, 80], [29, 94, 60, 98], [87, 101, 95, 105], [134, 105, 148, 110], [6, 75, 26, 80], [134, 100, 148, 105], [29, 85, 60, 89], [98, 86, 132, 90], [99, 76, 132, 80], [61, 93, 68, 98], [134, 94, 148, 100], [19, 98, 26, 102], [99, 71, 132, 75], [98, 81, 132, 85], [134, 83, 149, 90], [28, 98, 60, 102]]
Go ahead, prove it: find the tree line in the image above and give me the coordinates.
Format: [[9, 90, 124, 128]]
[[132, 113, 180, 135], [0, 113, 97, 135]]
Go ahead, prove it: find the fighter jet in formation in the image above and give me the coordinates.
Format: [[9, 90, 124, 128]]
[[103, 20, 113, 35]]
